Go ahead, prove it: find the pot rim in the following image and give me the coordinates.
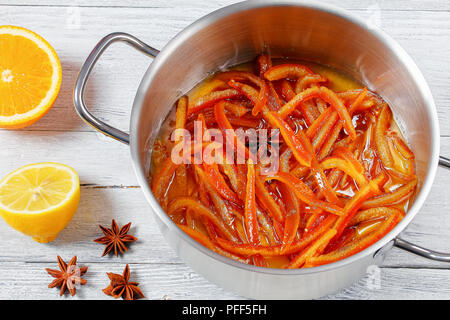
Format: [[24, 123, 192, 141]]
[[129, 0, 440, 276]]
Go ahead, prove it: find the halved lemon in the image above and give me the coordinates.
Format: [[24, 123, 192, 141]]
[[0, 26, 62, 129], [0, 163, 80, 243]]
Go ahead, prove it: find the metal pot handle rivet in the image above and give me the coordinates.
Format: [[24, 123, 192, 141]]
[[393, 156, 450, 262], [73, 32, 159, 145]]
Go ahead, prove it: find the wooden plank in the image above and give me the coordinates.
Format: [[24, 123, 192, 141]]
[[1, 5, 450, 134], [0, 0, 450, 12], [0, 261, 449, 299], [0, 261, 242, 300], [0, 131, 137, 186], [324, 267, 450, 299]]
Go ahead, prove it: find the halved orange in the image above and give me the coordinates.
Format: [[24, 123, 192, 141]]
[[0, 26, 62, 129]]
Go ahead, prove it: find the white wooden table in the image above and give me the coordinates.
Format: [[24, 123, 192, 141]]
[[1, 0, 450, 300]]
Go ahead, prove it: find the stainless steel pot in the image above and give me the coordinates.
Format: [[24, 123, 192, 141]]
[[73, 0, 450, 299]]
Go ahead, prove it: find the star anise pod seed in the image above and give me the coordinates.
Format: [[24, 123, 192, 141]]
[[46, 256, 88, 296], [103, 264, 145, 300], [94, 219, 137, 257]]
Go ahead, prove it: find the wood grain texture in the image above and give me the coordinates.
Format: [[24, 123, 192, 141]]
[[0, 261, 242, 300], [1, 3, 450, 135], [0, 0, 450, 300], [1, 262, 450, 300], [0, 0, 450, 11], [0, 131, 136, 186]]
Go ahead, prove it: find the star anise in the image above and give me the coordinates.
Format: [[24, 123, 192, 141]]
[[45, 256, 88, 296], [94, 219, 137, 257], [103, 264, 145, 300]]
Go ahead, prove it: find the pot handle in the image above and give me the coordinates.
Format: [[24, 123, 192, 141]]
[[393, 155, 450, 262], [73, 32, 159, 145]]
